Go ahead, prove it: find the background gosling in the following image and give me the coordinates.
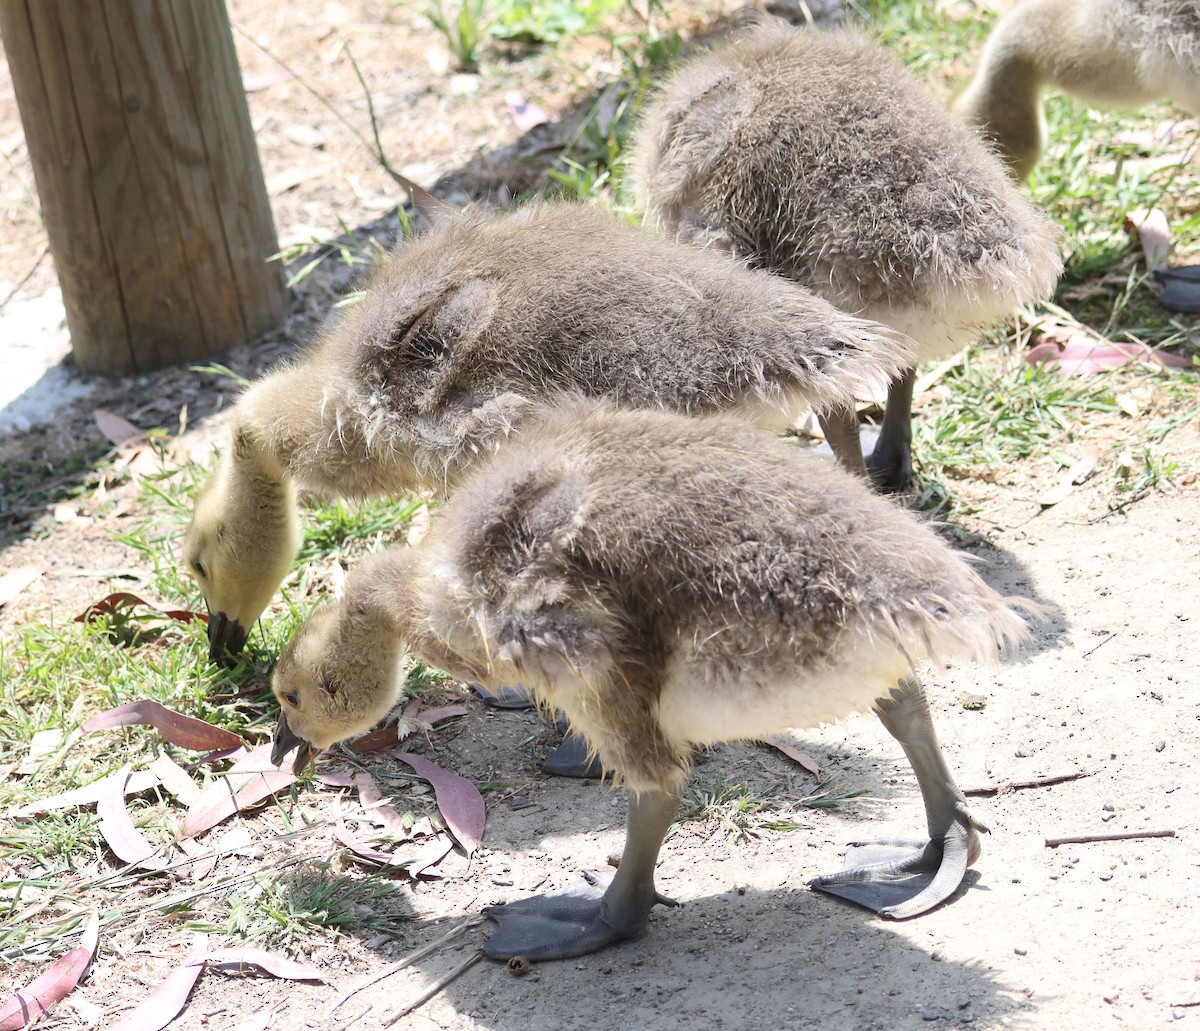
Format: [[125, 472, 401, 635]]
[[955, 0, 1200, 182], [629, 17, 1062, 490]]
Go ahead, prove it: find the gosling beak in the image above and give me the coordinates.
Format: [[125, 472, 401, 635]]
[[207, 610, 248, 665], [271, 711, 314, 774]]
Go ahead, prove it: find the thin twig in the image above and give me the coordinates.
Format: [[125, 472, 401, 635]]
[[382, 949, 485, 1026], [1082, 633, 1117, 658], [326, 914, 487, 1017], [229, 25, 449, 218], [963, 770, 1094, 797], [1091, 487, 1153, 522], [1045, 828, 1176, 848]]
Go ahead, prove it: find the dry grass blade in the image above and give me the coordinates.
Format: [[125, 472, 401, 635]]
[[326, 914, 486, 1016]]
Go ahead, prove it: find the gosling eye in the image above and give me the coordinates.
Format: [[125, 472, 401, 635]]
[[192, 561, 207, 579], [283, 692, 299, 708]]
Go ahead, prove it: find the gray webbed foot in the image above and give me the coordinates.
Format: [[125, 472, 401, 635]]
[[809, 803, 988, 917], [483, 889, 651, 961], [865, 443, 912, 494], [484, 788, 680, 962], [540, 727, 604, 779], [811, 672, 987, 918], [1154, 264, 1200, 313], [469, 683, 602, 778]]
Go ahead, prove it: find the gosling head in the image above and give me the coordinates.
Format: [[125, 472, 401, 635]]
[[269, 601, 406, 774], [183, 427, 302, 664]]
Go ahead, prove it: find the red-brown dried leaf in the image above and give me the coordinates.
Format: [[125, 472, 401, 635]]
[[1026, 337, 1192, 376], [109, 953, 206, 1031], [180, 744, 297, 838], [354, 773, 410, 834], [763, 737, 822, 778], [418, 704, 469, 726], [97, 764, 169, 870], [82, 700, 240, 752], [0, 922, 97, 1030], [74, 592, 207, 626], [206, 948, 324, 981], [334, 822, 414, 868], [390, 752, 485, 855]]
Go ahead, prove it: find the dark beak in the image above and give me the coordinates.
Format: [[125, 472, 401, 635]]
[[207, 611, 248, 665], [271, 711, 314, 774]]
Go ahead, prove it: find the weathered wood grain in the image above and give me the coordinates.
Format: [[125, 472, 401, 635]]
[[0, 0, 285, 376]]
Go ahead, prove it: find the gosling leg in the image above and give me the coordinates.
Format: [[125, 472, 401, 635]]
[[809, 673, 987, 918], [483, 787, 680, 960], [817, 403, 868, 479], [866, 368, 915, 492]]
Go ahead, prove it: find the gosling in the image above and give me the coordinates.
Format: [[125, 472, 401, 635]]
[[270, 401, 1038, 962], [183, 201, 911, 660], [629, 18, 1062, 490], [955, 0, 1200, 182]]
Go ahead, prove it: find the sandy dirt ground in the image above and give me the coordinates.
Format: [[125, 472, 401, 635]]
[[1, 2, 1198, 1029]]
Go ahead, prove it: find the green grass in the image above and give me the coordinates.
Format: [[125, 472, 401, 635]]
[[674, 771, 868, 841], [912, 351, 1119, 477], [208, 862, 412, 944]]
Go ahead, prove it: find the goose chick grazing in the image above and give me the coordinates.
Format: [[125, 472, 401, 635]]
[[629, 19, 1062, 491], [270, 402, 1037, 961], [956, 0, 1200, 182], [183, 201, 912, 660]]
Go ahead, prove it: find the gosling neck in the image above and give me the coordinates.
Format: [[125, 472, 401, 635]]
[[958, 31, 1046, 182], [225, 414, 299, 538]]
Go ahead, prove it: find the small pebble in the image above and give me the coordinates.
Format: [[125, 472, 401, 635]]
[[1156, 740, 1166, 753], [1014, 947, 1027, 956]]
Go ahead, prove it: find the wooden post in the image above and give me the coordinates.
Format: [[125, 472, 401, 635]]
[[0, 1, 286, 377]]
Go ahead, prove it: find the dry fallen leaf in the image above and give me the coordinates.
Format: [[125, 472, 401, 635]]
[[0, 565, 43, 609], [83, 700, 242, 753], [1027, 336, 1192, 375], [74, 591, 207, 626], [0, 917, 98, 1030], [16, 768, 160, 817], [93, 408, 144, 447], [1115, 392, 1141, 418], [1038, 449, 1102, 508], [390, 752, 486, 855], [505, 90, 548, 131], [14, 728, 64, 776], [229, 999, 288, 1031], [180, 744, 297, 839], [97, 764, 170, 870], [1125, 207, 1171, 269], [109, 953, 206, 1031], [206, 948, 324, 981], [148, 751, 204, 808], [762, 737, 821, 778], [354, 773, 410, 835], [334, 822, 415, 869]]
